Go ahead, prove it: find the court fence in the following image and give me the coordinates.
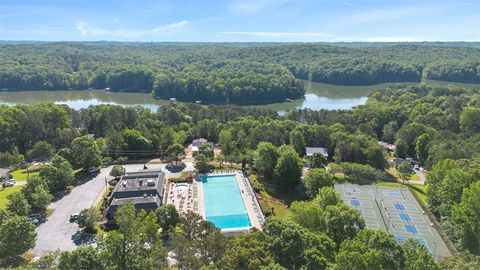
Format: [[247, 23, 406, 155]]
[[405, 183, 458, 255]]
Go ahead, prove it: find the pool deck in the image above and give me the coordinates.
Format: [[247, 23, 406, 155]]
[[165, 182, 195, 214], [196, 170, 264, 233]]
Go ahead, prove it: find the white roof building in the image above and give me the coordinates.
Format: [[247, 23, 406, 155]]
[[305, 147, 328, 157]]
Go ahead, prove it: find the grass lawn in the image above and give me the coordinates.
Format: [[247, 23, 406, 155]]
[[0, 185, 22, 209], [247, 172, 298, 219], [375, 181, 428, 206], [10, 169, 40, 181], [386, 167, 420, 181]]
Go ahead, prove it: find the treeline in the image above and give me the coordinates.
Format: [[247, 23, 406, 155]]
[[0, 43, 304, 104], [229, 43, 480, 84], [1, 43, 479, 103], [1, 83, 480, 262], [3, 196, 449, 270], [153, 61, 304, 104]]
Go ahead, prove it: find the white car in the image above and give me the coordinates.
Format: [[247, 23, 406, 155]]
[[3, 179, 16, 187], [70, 213, 80, 222]]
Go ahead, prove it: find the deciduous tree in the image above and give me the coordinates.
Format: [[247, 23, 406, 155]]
[[71, 135, 101, 171], [0, 215, 36, 260], [274, 145, 302, 191]]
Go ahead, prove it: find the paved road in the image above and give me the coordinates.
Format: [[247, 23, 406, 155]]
[[415, 169, 426, 184], [32, 162, 191, 256]]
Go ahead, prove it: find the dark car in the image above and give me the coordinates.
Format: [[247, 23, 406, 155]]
[[70, 213, 80, 222], [87, 167, 100, 174]]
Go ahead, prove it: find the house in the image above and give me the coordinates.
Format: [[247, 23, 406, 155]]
[[107, 195, 161, 218], [191, 138, 212, 153], [378, 141, 396, 151], [106, 169, 166, 219], [391, 158, 405, 168], [192, 138, 208, 147], [0, 168, 8, 181], [305, 147, 329, 158]]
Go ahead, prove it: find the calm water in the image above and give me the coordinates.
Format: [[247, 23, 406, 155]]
[[1, 80, 477, 112]]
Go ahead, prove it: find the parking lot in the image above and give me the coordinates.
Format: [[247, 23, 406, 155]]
[[334, 183, 451, 259], [32, 162, 193, 256]]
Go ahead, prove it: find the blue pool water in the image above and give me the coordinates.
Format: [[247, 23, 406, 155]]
[[202, 174, 251, 229]]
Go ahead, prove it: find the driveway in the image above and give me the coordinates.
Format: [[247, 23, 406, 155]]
[[32, 162, 193, 256], [414, 169, 426, 184]]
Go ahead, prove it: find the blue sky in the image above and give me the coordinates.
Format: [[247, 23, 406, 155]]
[[1, 0, 479, 42]]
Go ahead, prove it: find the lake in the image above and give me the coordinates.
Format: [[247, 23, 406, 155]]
[[1, 80, 477, 113]]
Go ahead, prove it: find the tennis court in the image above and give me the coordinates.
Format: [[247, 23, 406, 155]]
[[335, 183, 451, 259]]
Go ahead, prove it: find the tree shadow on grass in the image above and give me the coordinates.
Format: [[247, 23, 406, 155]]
[[253, 172, 307, 207]]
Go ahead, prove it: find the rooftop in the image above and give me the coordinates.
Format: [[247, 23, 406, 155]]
[[0, 168, 8, 178], [110, 194, 161, 206], [113, 169, 165, 194], [305, 147, 328, 157], [192, 138, 208, 147]]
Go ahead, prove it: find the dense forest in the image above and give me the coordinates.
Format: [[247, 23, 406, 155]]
[[1, 42, 479, 104], [0, 84, 479, 269]]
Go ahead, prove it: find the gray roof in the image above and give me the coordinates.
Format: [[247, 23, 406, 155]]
[[110, 194, 161, 206], [113, 170, 165, 194], [106, 195, 161, 216], [109, 169, 166, 208], [0, 168, 8, 178], [305, 147, 328, 157], [192, 138, 208, 147]]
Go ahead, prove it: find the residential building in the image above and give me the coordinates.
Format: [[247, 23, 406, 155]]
[[106, 169, 165, 219], [305, 147, 328, 158]]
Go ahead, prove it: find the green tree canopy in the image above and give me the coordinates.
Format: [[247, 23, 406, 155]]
[[167, 143, 185, 165], [334, 228, 405, 270], [39, 155, 74, 192], [253, 142, 279, 179], [71, 135, 101, 170], [218, 233, 274, 270], [27, 140, 55, 162], [109, 165, 126, 178], [290, 130, 306, 156], [451, 181, 480, 255], [6, 192, 30, 216], [274, 145, 302, 191], [261, 218, 335, 270], [58, 246, 103, 270], [460, 107, 480, 132], [21, 176, 53, 212], [0, 215, 36, 260], [77, 207, 103, 233], [156, 204, 180, 233], [304, 168, 334, 198]]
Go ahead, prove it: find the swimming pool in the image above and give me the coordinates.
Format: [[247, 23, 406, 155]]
[[201, 174, 251, 229]]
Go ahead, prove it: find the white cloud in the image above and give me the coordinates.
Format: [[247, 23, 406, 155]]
[[74, 20, 188, 39], [153, 20, 188, 33], [75, 20, 87, 36], [220, 31, 332, 40]]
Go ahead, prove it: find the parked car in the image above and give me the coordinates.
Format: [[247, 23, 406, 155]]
[[414, 165, 420, 170], [28, 217, 39, 225], [88, 167, 100, 174], [3, 179, 16, 187], [70, 213, 80, 222]]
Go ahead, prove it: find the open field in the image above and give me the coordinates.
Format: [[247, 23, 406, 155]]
[[10, 169, 40, 181], [0, 185, 22, 209]]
